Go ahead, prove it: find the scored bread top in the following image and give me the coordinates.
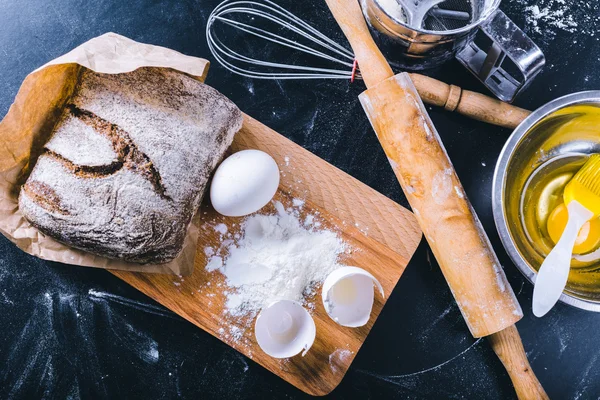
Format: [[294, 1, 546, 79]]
[[19, 68, 243, 264], [45, 115, 118, 167]]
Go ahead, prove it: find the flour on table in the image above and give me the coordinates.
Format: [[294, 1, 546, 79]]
[[204, 200, 348, 343], [510, 0, 600, 40], [214, 223, 228, 235], [292, 198, 305, 208], [329, 348, 354, 374], [205, 256, 223, 272], [526, 2, 578, 34]]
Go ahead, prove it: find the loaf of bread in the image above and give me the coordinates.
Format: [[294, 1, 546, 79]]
[[19, 68, 242, 264]]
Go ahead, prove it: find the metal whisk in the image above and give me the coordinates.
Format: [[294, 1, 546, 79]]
[[206, 0, 361, 80], [205, 0, 533, 130]]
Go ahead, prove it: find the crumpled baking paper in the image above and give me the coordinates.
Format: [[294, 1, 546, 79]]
[[0, 32, 212, 275]]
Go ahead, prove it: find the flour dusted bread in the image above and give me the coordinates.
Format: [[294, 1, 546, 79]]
[[19, 68, 242, 264]]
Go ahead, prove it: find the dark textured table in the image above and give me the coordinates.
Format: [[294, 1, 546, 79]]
[[1, 0, 599, 398]]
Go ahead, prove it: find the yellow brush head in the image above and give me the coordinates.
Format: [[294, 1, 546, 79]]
[[564, 154, 600, 217]]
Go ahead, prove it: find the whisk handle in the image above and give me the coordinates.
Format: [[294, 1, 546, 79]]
[[409, 73, 531, 129], [324, 0, 393, 88]]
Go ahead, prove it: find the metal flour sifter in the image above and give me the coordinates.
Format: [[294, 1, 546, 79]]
[[363, 0, 545, 101]]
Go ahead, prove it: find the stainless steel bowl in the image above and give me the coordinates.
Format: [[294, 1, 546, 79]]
[[493, 91, 600, 312]]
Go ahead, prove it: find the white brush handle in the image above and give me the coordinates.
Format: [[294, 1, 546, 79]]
[[532, 200, 594, 317]]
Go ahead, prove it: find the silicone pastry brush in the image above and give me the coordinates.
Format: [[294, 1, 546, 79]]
[[533, 154, 600, 317], [324, 0, 547, 398]]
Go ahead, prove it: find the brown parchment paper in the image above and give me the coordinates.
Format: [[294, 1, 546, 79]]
[[0, 32, 213, 275]]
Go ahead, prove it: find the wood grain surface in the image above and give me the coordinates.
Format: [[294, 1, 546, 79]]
[[408, 73, 532, 129], [324, 0, 521, 339], [110, 114, 422, 396], [488, 325, 549, 400], [323, 2, 547, 398]]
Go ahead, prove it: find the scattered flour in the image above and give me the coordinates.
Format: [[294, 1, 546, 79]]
[[292, 198, 305, 208], [205, 256, 223, 272], [214, 223, 228, 235], [329, 349, 354, 374], [512, 0, 600, 40], [454, 186, 464, 199], [304, 215, 315, 226], [205, 201, 347, 321], [493, 263, 506, 293], [525, 2, 578, 34], [431, 168, 453, 205], [374, 0, 407, 23]]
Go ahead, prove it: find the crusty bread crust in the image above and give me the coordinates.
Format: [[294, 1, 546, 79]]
[[19, 68, 242, 264]]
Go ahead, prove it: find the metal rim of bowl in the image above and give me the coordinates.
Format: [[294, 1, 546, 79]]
[[493, 91, 600, 313], [371, 0, 501, 36]]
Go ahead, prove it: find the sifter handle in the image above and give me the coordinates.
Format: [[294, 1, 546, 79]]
[[488, 325, 549, 400]]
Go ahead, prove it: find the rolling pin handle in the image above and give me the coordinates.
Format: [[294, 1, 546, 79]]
[[409, 73, 531, 129], [488, 325, 549, 400], [444, 85, 462, 112]]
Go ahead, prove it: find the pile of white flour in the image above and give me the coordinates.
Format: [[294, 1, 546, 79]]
[[205, 201, 347, 318]]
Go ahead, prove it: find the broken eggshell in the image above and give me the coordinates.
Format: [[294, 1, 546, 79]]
[[322, 266, 384, 327], [254, 300, 316, 358]]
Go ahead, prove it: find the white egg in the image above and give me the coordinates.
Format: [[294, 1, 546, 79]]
[[322, 267, 384, 328], [255, 300, 316, 359], [210, 150, 280, 217]]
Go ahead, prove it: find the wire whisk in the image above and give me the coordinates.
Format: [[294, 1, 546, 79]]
[[206, 0, 361, 80], [204, 0, 533, 130]]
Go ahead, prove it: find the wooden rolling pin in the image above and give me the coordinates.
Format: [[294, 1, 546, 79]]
[[408, 73, 531, 129], [324, 0, 547, 398]]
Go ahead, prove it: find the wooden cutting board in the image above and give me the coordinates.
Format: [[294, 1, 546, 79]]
[[110, 114, 421, 395], [106, 64, 421, 395]]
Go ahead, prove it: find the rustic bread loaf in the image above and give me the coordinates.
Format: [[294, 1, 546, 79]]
[[19, 68, 242, 264]]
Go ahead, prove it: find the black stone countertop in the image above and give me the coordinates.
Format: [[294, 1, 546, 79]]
[[1, 0, 599, 398]]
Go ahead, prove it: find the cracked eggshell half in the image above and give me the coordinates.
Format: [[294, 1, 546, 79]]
[[322, 267, 384, 327], [210, 150, 280, 217], [255, 300, 316, 359]]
